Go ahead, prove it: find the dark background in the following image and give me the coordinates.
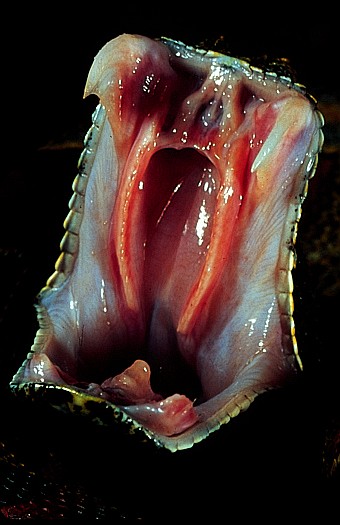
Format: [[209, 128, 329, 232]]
[[1, 6, 339, 521]]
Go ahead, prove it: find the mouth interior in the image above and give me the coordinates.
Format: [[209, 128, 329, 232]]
[[142, 148, 217, 398], [15, 36, 320, 440], [143, 149, 217, 335]]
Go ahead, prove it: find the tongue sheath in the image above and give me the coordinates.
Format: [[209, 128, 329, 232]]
[[100, 359, 161, 404], [100, 359, 198, 436]]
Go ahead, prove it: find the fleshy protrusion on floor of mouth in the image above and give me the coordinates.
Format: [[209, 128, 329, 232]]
[[20, 354, 198, 437]]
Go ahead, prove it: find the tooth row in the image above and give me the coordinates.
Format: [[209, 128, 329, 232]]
[[45, 104, 106, 290], [277, 110, 324, 372]]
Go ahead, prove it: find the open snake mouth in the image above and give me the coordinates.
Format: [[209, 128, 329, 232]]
[[11, 35, 323, 451]]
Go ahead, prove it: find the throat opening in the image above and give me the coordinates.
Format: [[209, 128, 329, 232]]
[[142, 148, 219, 330], [108, 147, 221, 396]]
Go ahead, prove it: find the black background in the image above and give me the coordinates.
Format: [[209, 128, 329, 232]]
[[1, 5, 339, 521]]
